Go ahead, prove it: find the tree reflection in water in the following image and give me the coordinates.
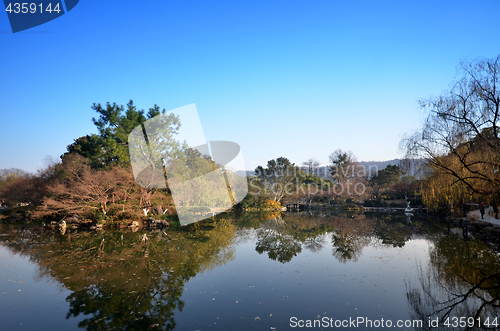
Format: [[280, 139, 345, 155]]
[[303, 235, 326, 252], [0, 212, 465, 329], [407, 232, 500, 330], [0, 220, 236, 330], [255, 216, 302, 263], [329, 215, 373, 263], [253, 213, 335, 263], [252, 213, 428, 264]]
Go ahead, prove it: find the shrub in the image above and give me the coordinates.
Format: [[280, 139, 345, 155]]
[[261, 199, 282, 210]]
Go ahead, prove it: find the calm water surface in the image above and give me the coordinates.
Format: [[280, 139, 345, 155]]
[[1, 213, 499, 330]]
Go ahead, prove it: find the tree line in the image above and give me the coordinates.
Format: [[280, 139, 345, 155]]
[[0, 101, 420, 224], [245, 151, 418, 209]]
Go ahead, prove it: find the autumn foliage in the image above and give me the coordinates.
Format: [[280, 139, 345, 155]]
[[0, 153, 175, 224]]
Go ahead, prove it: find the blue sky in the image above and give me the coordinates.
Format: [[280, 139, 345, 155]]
[[1, 0, 500, 172]]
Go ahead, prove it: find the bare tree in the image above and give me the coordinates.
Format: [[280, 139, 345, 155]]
[[302, 158, 320, 176], [45, 154, 136, 217]]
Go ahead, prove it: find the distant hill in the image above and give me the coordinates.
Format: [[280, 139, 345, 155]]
[[358, 159, 400, 171], [239, 158, 425, 178]]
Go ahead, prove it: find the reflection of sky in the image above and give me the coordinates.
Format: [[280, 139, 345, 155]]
[[0, 245, 85, 330], [178, 232, 433, 330]]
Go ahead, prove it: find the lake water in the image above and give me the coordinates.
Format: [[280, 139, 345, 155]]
[[1, 212, 499, 330]]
